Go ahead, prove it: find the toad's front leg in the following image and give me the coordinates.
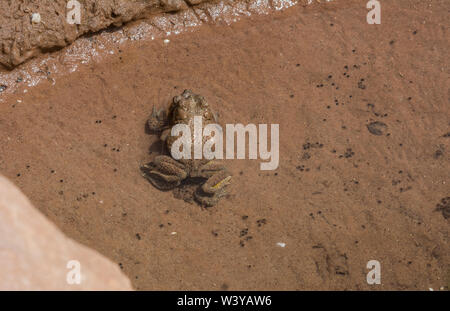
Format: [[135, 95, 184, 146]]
[[147, 106, 167, 132], [141, 155, 187, 190], [194, 161, 232, 207]]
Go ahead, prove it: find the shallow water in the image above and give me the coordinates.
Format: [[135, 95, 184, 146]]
[[0, 0, 333, 103]]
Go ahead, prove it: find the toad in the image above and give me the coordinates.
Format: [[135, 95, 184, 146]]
[[141, 89, 232, 207]]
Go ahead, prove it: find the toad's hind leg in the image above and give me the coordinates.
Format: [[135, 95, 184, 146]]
[[195, 162, 232, 207], [141, 155, 187, 190]]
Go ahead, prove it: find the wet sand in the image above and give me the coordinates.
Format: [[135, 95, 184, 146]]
[[0, 0, 449, 290]]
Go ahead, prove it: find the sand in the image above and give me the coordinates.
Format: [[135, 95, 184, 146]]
[[0, 0, 448, 290]]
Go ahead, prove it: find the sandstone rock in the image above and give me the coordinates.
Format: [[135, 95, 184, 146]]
[[0, 0, 210, 70], [0, 175, 132, 290]]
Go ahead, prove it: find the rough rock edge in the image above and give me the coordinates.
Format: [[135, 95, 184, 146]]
[[0, 0, 211, 70]]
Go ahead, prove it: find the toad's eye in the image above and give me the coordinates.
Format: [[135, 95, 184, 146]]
[[173, 96, 182, 104]]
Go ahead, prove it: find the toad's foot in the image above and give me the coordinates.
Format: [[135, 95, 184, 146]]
[[195, 166, 232, 207], [141, 155, 187, 190]]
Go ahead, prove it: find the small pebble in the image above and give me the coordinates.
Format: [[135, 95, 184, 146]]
[[367, 121, 388, 136], [31, 13, 41, 24]]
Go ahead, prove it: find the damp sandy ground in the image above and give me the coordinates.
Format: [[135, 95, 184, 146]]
[[0, 0, 449, 290]]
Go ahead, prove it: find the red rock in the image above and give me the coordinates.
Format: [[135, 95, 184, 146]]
[[0, 175, 132, 290]]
